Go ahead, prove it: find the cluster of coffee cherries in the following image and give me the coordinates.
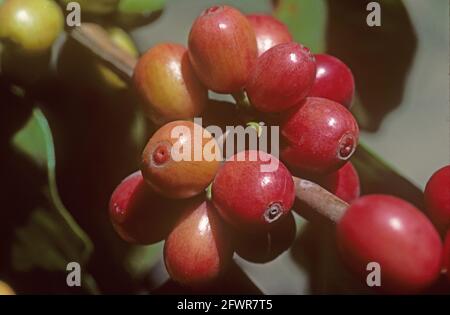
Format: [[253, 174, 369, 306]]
[[109, 5, 449, 293]]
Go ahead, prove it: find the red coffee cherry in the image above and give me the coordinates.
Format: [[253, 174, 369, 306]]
[[108, 171, 180, 244], [444, 231, 450, 283], [337, 195, 443, 294], [133, 43, 207, 126], [424, 165, 450, 231], [245, 42, 316, 113], [188, 5, 257, 93], [247, 14, 293, 56], [164, 199, 233, 286], [318, 162, 360, 203], [234, 211, 296, 263], [141, 120, 221, 199], [280, 97, 359, 175], [212, 150, 295, 231], [309, 54, 355, 108]]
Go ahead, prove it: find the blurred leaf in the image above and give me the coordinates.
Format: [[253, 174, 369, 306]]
[[326, 0, 417, 131], [118, 0, 165, 14], [351, 142, 424, 208], [124, 243, 163, 279], [11, 108, 93, 273], [58, 0, 119, 15], [275, 0, 328, 53]]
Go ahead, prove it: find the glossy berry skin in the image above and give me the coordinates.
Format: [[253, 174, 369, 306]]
[[246, 42, 316, 113], [309, 54, 355, 108], [337, 195, 443, 294], [280, 97, 359, 175], [164, 200, 233, 286], [212, 150, 295, 231], [0, 0, 63, 54], [424, 165, 450, 231], [188, 5, 257, 93], [234, 211, 296, 263], [318, 162, 360, 203], [141, 120, 221, 199], [109, 171, 181, 244], [134, 43, 207, 126], [247, 14, 292, 56], [444, 231, 450, 283]]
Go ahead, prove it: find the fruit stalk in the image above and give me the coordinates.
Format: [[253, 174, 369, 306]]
[[70, 23, 350, 224], [293, 177, 348, 223], [70, 23, 137, 80]]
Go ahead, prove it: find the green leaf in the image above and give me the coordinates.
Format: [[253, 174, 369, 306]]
[[118, 0, 165, 14], [125, 243, 163, 279], [11, 108, 94, 273], [275, 0, 328, 53]]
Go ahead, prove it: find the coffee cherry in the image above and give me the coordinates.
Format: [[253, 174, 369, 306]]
[[247, 14, 292, 56], [245, 42, 316, 113], [188, 5, 257, 93], [424, 165, 450, 231], [280, 97, 359, 174], [164, 199, 233, 286], [141, 120, 221, 199], [444, 231, 450, 283], [309, 54, 355, 108], [97, 27, 138, 90], [212, 150, 295, 231], [337, 195, 442, 294], [134, 43, 207, 125], [234, 211, 296, 263], [318, 162, 360, 203], [0, 0, 63, 54], [109, 171, 181, 244]]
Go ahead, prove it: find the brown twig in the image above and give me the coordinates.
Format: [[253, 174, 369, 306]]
[[69, 23, 350, 224], [293, 177, 348, 223], [70, 23, 136, 81]]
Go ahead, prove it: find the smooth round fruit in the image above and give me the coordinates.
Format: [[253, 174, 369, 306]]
[[0, 281, 15, 295], [97, 27, 138, 89], [134, 43, 207, 125], [0, 0, 64, 54], [212, 150, 295, 231], [141, 120, 221, 199], [247, 14, 292, 56], [164, 200, 233, 286], [424, 165, 450, 231], [188, 5, 257, 93], [245, 42, 316, 113], [444, 231, 450, 283], [337, 195, 443, 294], [280, 97, 359, 175], [234, 211, 296, 263], [109, 171, 181, 244], [309, 54, 355, 108], [318, 162, 360, 203]]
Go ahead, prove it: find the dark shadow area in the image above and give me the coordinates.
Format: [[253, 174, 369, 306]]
[[152, 261, 262, 295], [326, 0, 417, 131]]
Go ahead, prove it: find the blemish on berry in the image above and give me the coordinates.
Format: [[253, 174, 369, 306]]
[[264, 202, 284, 223], [338, 133, 357, 160], [152, 143, 171, 165]]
